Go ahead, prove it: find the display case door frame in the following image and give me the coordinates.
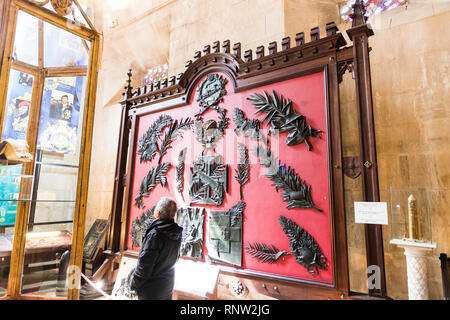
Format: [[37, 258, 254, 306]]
[[0, 0, 100, 300]]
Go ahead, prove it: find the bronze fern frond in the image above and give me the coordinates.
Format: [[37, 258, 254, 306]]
[[228, 201, 245, 227], [244, 242, 290, 264], [135, 162, 172, 208], [253, 145, 322, 212], [278, 216, 327, 275], [158, 118, 193, 163], [234, 143, 250, 200], [176, 148, 187, 200], [130, 206, 156, 247], [247, 90, 321, 150], [232, 108, 268, 144], [137, 114, 172, 163]]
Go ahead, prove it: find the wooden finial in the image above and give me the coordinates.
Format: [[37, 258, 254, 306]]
[[281, 37, 291, 51], [212, 41, 220, 53], [310, 27, 320, 41], [222, 40, 230, 54], [169, 76, 176, 86], [244, 49, 253, 63], [124, 69, 133, 99], [350, 0, 367, 27], [268, 41, 277, 55], [295, 32, 305, 46], [161, 78, 168, 89], [326, 22, 339, 36], [126, 69, 132, 85], [203, 45, 211, 56], [256, 46, 265, 59], [233, 43, 241, 59]]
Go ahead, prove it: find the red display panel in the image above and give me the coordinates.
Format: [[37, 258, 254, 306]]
[[127, 71, 333, 284]]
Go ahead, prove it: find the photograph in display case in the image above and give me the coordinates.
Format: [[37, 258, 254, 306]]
[[37, 77, 85, 154], [1, 70, 34, 142]]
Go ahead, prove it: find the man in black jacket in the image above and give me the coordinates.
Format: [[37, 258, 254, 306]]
[[130, 197, 183, 300]]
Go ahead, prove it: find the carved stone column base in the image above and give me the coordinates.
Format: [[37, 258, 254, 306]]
[[390, 239, 436, 300]]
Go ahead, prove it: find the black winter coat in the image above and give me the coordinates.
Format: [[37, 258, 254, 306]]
[[130, 218, 183, 299]]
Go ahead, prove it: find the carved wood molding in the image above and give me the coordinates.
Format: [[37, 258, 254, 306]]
[[342, 156, 362, 179], [237, 32, 346, 80], [24, 0, 97, 32], [337, 60, 354, 84], [123, 22, 348, 109], [27, 0, 74, 16], [218, 269, 345, 300], [27, 0, 51, 6]]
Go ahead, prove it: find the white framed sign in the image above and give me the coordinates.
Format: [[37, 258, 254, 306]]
[[174, 259, 219, 298], [354, 202, 389, 225]]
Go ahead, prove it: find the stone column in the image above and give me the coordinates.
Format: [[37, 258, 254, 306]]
[[390, 239, 436, 300]]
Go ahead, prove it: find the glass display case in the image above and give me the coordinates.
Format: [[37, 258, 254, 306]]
[[389, 187, 432, 243], [0, 0, 100, 300]]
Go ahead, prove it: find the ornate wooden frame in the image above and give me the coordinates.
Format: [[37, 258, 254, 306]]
[[109, 1, 385, 299]]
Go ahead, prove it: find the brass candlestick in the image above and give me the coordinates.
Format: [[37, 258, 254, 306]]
[[408, 194, 420, 241]]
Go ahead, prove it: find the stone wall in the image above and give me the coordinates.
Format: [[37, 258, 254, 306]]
[[330, 1, 450, 300], [168, 0, 285, 75], [368, 3, 450, 300], [83, 0, 450, 300]]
